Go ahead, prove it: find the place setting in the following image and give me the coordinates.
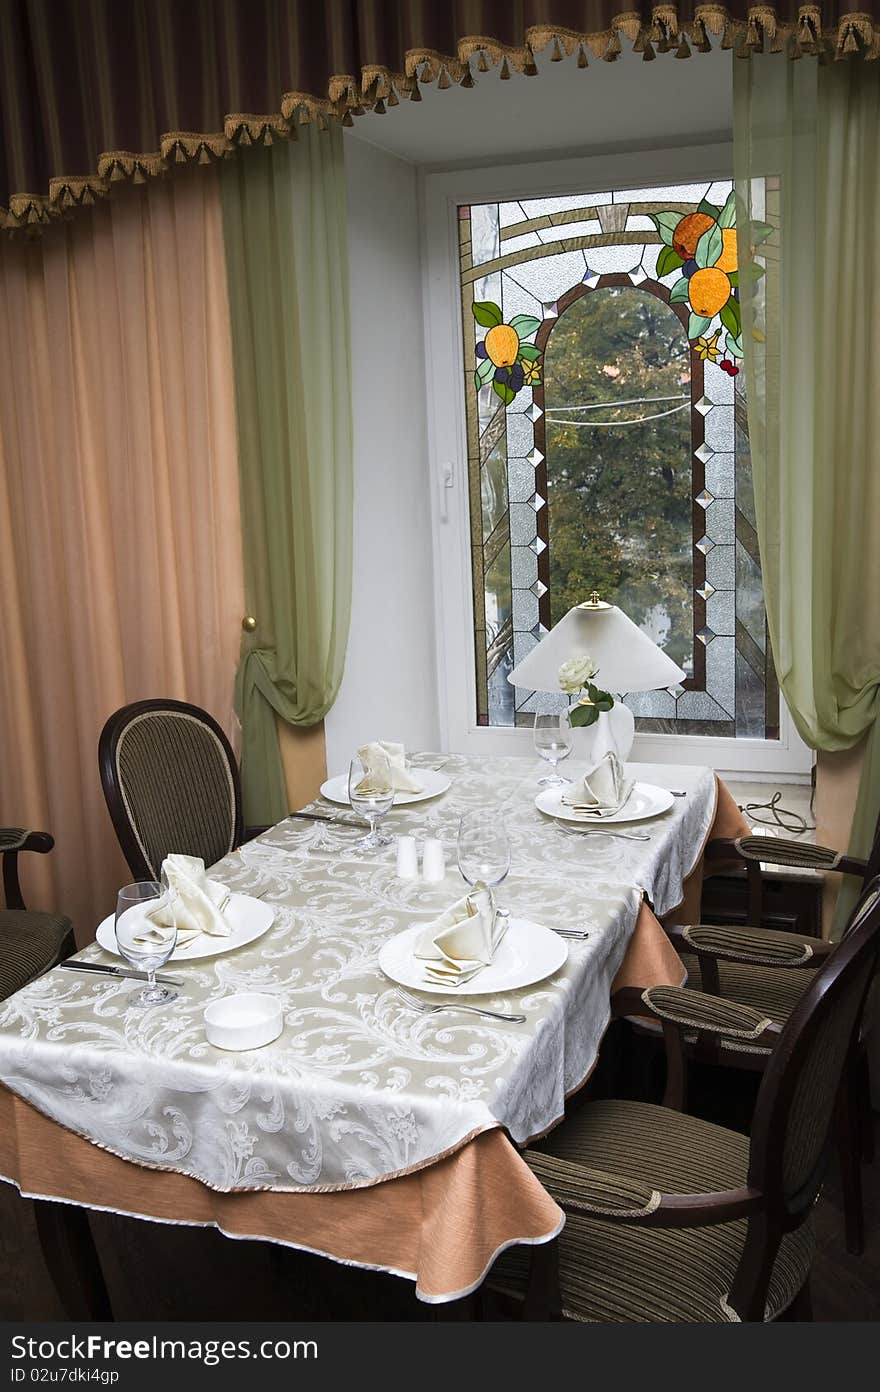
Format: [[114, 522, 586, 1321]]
[[65, 854, 274, 1009], [378, 807, 581, 1024], [532, 715, 673, 842]]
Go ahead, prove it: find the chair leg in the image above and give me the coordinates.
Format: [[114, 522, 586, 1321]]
[[33, 1200, 113, 1320], [856, 1048, 874, 1163], [836, 1072, 865, 1257]]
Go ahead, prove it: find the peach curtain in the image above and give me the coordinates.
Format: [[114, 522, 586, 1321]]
[[0, 168, 244, 941]]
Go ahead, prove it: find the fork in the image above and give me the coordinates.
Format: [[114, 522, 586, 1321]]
[[395, 987, 526, 1024], [557, 825, 650, 842]]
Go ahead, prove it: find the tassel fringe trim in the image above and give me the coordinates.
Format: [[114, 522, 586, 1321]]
[[3, 6, 879, 235]]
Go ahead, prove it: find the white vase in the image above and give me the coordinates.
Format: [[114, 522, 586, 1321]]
[[571, 700, 634, 765]]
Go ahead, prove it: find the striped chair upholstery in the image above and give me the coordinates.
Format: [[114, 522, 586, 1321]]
[[0, 911, 73, 1000], [491, 880, 880, 1322], [491, 1100, 814, 1322], [100, 702, 242, 880], [1, 828, 74, 1000]]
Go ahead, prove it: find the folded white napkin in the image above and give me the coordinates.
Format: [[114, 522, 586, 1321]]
[[561, 752, 634, 816], [140, 854, 232, 946], [357, 740, 422, 794], [414, 884, 506, 986]]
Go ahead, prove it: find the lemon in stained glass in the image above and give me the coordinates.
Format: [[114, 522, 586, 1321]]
[[689, 267, 731, 318], [484, 323, 520, 368], [717, 228, 738, 273], [672, 212, 715, 261]]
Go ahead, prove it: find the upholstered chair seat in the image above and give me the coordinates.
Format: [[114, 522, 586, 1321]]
[[491, 879, 880, 1323], [0, 910, 74, 1000], [1, 828, 74, 1000], [492, 1099, 814, 1322]]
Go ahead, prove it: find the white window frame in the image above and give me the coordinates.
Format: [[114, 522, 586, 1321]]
[[420, 143, 811, 782]]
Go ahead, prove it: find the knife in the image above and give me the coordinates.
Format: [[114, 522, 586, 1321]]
[[59, 961, 185, 987], [287, 810, 369, 828]]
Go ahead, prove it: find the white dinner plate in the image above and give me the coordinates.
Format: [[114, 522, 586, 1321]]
[[378, 916, 568, 996], [96, 893, 275, 962], [535, 781, 674, 826], [320, 767, 451, 807]]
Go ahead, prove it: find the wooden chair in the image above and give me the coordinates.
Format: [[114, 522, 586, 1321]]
[[490, 877, 880, 1322], [99, 699, 263, 881], [0, 829, 74, 1001], [656, 803, 880, 1254]]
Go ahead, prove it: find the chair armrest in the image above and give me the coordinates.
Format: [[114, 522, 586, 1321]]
[[640, 985, 781, 1042], [525, 1150, 762, 1228], [682, 923, 820, 968], [2, 829, 55, 910], [525, 1152, 660, 1219], [734, 834, 863, 876]]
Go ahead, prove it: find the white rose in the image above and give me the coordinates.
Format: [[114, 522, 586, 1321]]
[[558, 655, 598, 694]]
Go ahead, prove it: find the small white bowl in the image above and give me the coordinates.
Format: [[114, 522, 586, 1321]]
[[204, 993, 283, 1051]]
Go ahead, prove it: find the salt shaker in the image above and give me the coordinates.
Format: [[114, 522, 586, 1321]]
[[396, 835, 419, 880], [421, 837, 446, 883]]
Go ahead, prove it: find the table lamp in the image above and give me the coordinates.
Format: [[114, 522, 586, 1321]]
[[507, 593, 686, 762]]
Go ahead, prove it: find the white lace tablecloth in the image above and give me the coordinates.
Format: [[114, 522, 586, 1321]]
[[0, 756, 716, 1193]]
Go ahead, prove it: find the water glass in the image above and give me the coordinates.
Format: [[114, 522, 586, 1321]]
[[457, 810, 510, 889], [533, 710, 574, 786], [114, 880, 178, 1007], [348, 748, 395, 849]]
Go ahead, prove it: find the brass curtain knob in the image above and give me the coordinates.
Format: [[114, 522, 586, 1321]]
[[241, 615, 257, 633]]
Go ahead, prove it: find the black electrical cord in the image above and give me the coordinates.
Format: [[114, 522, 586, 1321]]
[[739, 789, 815, 836]]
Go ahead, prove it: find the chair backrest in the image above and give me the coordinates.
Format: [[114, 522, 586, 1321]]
[[729, 876, 880, 1317], [99, 700, 243, 880]]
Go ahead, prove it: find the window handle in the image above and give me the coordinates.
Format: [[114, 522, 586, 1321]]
[[439, 461, 455, 521]]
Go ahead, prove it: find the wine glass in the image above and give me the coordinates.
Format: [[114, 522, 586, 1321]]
[[348, 748, 395, 849], [457, 810, 511, 889], [533, 710, 574, 786], [114, 880, 178, 1007]]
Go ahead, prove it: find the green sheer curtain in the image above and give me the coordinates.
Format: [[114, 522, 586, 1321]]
[[734, 54, 880, 932], [221, 126, 352, 825]]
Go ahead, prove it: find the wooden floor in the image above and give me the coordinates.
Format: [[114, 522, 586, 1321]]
[[2, 1036, 878, 1322]]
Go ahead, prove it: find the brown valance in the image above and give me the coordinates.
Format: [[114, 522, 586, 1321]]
[[2, 2, 878, 235]]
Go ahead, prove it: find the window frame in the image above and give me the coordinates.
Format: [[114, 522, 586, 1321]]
[[420, 143, 812, 780]]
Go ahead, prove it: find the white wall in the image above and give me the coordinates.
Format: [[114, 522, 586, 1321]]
[[325, 138, 440, 774]]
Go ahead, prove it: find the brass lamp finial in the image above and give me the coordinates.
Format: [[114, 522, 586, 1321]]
[[578, 590, 611, 611]]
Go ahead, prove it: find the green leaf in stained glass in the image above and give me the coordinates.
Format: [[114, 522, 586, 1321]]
[[726, 331, 744, 359], [720, 297, 742, 338], [656, 245, 684, 278], [492, 378, 516, 405], [688, 312, 712, 339], [698, 200, 722, 220], [695, 224, 722, 270], [473, 301, 503, 328], [669, 277, 691, 304], [718, 191, 737, 229], [517, 343, 541, 362], [475, 357, 495, 387], [509, 314, 540, 338], [651, 211, 681, 246]]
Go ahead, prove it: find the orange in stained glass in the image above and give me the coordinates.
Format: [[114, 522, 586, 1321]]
[[484, 323, 520, 367], [689, 267, 731, 318], [717, 228, 738, 273], [672, 212, 715, 260]]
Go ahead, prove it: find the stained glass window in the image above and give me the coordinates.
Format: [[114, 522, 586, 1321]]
[[458, 180, 779, 739]]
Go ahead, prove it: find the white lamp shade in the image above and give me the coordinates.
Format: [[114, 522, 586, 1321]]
[[507, 603, 686, 694]]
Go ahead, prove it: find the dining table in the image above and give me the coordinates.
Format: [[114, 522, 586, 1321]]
[[0, 753, 749, 1311]]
